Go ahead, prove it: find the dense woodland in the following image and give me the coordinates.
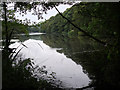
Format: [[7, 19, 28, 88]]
[[40, 3, 119, 42], [1, 2, 120, 90]]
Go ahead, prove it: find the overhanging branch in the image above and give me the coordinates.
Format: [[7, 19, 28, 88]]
[[54, 5, 111, 46]]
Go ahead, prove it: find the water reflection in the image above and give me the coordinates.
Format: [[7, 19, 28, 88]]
[[9, 33, 120, 89], [40, 34, 101, 62], [9, 38, 91, 88], [40, 34, 120, 89]]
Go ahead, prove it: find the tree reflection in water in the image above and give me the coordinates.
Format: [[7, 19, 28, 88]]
[[41, 34, 120, 90]]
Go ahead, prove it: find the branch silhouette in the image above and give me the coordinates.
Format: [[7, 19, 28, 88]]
[[54, 5, 111, 46]]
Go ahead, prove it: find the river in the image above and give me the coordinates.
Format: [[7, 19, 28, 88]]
[[9, 33, 102, 89]]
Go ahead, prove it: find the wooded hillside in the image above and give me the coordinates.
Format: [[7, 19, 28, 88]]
[[40, 2, 119, 40]]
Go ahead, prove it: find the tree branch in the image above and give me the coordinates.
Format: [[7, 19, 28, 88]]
[[54, 5, 110, 46]]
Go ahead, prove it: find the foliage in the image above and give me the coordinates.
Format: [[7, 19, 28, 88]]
[[2, 49, 60, 89], [39, 2, 120, 89], [2, 2, 120, 89], [40, 34, 120, 89], [40, 2, 120, 44], [2, 2, 69, 89], [13, 2, 73, 21], [2, 20, 28, 37], [68, 30, 77, 38]]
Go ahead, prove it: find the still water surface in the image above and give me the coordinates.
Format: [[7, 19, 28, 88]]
[[9, 33, 101, 88]]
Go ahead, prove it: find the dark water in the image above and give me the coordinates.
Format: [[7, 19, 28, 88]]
[[10, 33, 120, 89]]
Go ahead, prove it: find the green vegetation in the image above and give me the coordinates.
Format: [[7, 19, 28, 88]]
[[40, 34, 120, 89], [27, 26, 40, 33], [40, 2, 119, 42], [39, 2, 120, 89], [1, 2, 63, 89], [2, 21, 28, 37], [1, 2, 120, 89], [2, 49, 59, 89]]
